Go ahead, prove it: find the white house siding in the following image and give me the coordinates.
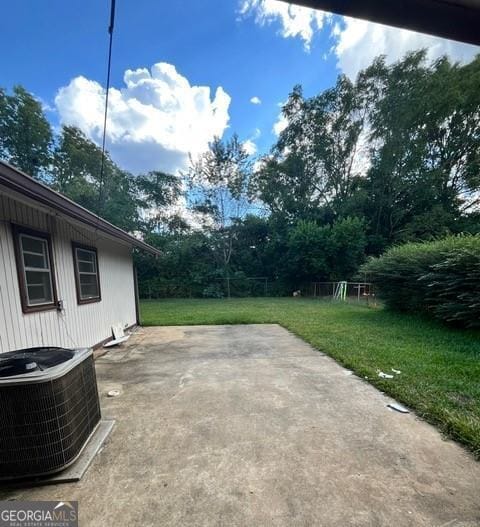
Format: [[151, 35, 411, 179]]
[[0, 193, 137, 353]]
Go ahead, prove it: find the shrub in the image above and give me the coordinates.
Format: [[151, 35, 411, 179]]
[[362, 235, 480, 328]]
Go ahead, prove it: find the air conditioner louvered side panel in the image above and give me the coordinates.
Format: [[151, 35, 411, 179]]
[[0, 354, 101, 480]]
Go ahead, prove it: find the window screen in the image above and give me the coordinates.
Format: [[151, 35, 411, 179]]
[[73, 245, 101, 303], [20, 234, 54, 305], [12, 226, 57, 313]]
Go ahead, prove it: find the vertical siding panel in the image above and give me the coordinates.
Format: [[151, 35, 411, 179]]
[[0, 215, 12, 352], [0, 193, 138, 354], [3, 196, 26, 350], [52, 215, 64, 347], [57, 219, 71, 348], [0, 196, 10, 351], [57, 220, 68, 347], [65, 221, 83, 348], [52, 215, 61, 346], [45, 213, 56, 347], [4, 196, 21, 350]]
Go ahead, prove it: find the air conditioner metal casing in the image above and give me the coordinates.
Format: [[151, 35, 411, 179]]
[[0, 348, 101, 480]]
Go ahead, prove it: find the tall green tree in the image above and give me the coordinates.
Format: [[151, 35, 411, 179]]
[[136, 171, 185, 233], [365, 52, 480, 248], [0, 85, 53, 179], [52, 125, 140, 232], [52, 126, 101, 209], [255, 74, 374, 221]]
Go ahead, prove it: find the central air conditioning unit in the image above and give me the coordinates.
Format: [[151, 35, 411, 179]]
[[0, 347, 101, 481]]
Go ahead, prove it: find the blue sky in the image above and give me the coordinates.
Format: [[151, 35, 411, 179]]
[[2, 0, 478, 175]]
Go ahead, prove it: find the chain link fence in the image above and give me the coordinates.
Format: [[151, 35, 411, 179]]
[[139, 277, 271, 299], [139, 277, 375, 302]]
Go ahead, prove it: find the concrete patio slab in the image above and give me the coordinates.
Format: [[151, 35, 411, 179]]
[[1, 324, 479, 526]]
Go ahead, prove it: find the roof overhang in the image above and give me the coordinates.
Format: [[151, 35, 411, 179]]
[[287, 0, 480, 46], [0, 160, 161, 257]]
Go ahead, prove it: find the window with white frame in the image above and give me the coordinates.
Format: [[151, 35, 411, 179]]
[[72, 243, 101, 303]]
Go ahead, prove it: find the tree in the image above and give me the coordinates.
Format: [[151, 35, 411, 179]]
[[52, 126, 101, 210], [253, 154, 323, 222], [229, 215, 271, 277], [3, 54, 479, 300], [328, 216, 367, 280], [187, 134, 253, 271], [136, 171, 185, 233], [286, 220, 331, 284], [365, 52, 480, 248], [285, 217, 366, 285], [52, 125, 141, 232], [0, 85, 53, 179], [135, 230, 217, 298], [421, 55, 480, 213], [255, 75, 374, 222]]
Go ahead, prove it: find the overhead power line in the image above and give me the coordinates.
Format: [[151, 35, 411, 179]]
[[98, 0, 116, 210]]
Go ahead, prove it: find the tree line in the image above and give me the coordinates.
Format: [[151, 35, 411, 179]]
[[1, 50, 479, 297], [0, 86, 182, 234]]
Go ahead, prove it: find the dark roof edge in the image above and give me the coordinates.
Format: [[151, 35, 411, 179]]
[[0, 160, 161, 257], [288, 0, 480, 46]]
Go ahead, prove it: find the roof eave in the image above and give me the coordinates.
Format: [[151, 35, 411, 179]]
[[287, 0, 480, 46], [0, 160, 161, 257]]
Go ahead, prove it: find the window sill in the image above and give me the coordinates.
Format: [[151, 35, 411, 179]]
[[22, 303, 59, 314], [77, 297, 102, 305]]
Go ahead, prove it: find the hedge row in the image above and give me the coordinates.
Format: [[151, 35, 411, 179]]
[[362, 235, 480, 328]]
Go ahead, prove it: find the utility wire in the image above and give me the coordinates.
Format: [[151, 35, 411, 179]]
[[98, 0, 116, 212]]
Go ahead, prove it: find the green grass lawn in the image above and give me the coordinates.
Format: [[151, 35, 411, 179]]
[[141, 297, 480, 457]]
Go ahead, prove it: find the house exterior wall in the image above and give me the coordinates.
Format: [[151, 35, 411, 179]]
[[0, 193, 137, 353]]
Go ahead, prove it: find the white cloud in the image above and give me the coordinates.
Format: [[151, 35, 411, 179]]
[[239, 1, 478, 77], [272, 112, 288, 136], [239, 0, 327, 50], [243, 139, 257, 155], [55, 62, 231, 174], [252, 127, 261, 139], [250, 96, 262, 105], [333, 16, 479, 78], [242, 128, 262, 155]]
